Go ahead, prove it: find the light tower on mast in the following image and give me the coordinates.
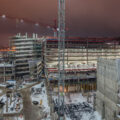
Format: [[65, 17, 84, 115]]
[[58, 0, 65, 119]]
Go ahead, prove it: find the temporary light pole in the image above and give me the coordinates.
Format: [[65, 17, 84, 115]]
[[58, 0, 65, 120]]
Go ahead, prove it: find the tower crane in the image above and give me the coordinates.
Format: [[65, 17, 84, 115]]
[[58, 0, 65, 119]]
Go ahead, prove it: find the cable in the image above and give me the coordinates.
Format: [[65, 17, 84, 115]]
[[0, 14, 52, 29]]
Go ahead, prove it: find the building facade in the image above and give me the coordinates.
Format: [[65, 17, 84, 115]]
[[10, 33, 44, 78], [0, 63, 15, 83], [96, 58, 120, 120]]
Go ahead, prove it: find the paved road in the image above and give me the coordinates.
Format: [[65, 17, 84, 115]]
[[22, 88, 43, 120]]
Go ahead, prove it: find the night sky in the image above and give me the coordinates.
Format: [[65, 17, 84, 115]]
[[0, 0, 120, 46]]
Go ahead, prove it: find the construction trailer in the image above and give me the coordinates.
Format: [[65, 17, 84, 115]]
[[44, 37, 120, 92]]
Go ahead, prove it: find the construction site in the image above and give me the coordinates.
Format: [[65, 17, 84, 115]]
[[0, 0, 120, 120], [0, 35, 120, 120], [45, 37, 120, 92]]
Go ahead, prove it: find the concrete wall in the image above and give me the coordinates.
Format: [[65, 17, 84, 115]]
[[96, 58, 120, 120]]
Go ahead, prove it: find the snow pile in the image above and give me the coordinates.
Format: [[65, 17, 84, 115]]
[[16, 117, 24, 120], [0, 84, 6, 87], [31, 82, 50, 118]]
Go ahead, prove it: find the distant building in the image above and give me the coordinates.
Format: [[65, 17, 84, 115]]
[[96, 58, 120, 120], [0, 51, 11, 63], [9, 33, 44, 78], [29, 59, 43, 81], [0, 63, 15, 83]]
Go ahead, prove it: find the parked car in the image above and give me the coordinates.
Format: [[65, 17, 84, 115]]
[[32, 101, 39, 105], [6, 84, 14, 88], [16, 93, 21, 97], [41, 83, 44, 87]]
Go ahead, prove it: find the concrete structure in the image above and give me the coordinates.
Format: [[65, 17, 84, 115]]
[[0, 51, 13, 63], [29, 59, 43, 81], [45, 37, 120, 68], [0, 63, 15, 83], [96, 58, 120, 120], [44, 37, 120, 92], [47, 65, 96, 92], [10, 33, 44, 77]]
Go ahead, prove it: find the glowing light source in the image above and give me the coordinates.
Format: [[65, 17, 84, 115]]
[[60, 86, 65, 92], [20, 19, 24, 23], [47, 26, 50, 29], [57, 28, 59, 31], [2, 14, 6, 19], [0, 14, 47, 28], [64, 87, 67, 93], [35, 23, 39, 26], [11, 46, 16, 50]]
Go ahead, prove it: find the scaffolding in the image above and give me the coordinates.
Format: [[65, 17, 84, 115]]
[[45, 37, 120, 65], [44, 37, 120, 93]]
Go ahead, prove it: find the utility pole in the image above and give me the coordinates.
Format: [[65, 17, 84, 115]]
[[58, 0, 65, 120], [4, 62, 6, 83]]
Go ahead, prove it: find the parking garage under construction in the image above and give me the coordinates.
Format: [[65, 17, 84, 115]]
[[0, 35, 120, 93], [44, 37, 120, 92]]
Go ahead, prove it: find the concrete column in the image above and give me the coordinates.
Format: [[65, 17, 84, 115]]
[[6, 97, 8, 112], [10, 93, 12, 105]]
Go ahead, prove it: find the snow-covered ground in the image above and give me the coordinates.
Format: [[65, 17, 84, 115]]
[[65, 93, 87, 104], [31, 82, 51, 119], [0, 83, 6, 87], [53, 93, 101, 120], [14, 117, 24, 120], [18, 81, 37, 90], [0, 81, 37, 90]]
